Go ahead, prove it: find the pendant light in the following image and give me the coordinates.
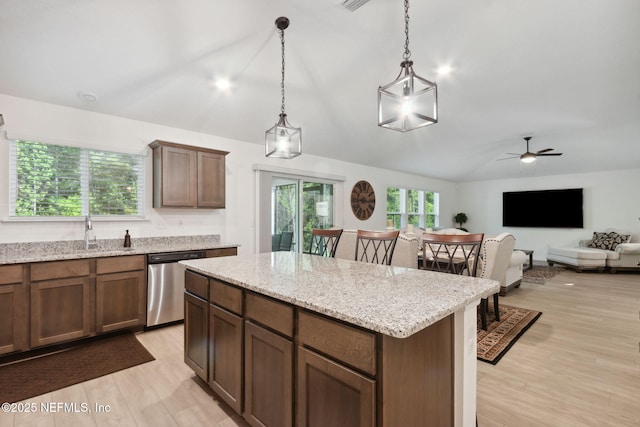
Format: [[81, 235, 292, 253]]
[[265, 17, 301, 159], [378, 0, 438, 132]]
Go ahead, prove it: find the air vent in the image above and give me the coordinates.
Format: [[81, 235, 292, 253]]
[[341, 0, 370, 12]]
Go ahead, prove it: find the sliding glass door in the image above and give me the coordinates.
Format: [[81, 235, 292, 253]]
[[270, 178, 335, 253]]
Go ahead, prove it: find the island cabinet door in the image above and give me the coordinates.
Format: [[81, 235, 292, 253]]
[[184, 292, 209, 381], [243, 321, 293, 427], [296, 347, 376, 427], [209, 304, 243, 415]]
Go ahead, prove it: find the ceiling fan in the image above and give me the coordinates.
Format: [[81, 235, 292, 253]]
[[500, 136, 563, 163]]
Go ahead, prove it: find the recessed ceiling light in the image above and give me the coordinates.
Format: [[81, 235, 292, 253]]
[[214, 79, 232, 91], [436, 65, 453, 76], [77, 90, 98, 103]]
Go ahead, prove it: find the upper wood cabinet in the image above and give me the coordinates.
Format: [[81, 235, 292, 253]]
[[150, 140, 228, 209]]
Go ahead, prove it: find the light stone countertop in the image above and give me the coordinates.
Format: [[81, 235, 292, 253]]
[[181, 252, 500, 339], [0, 235, 239, 265]]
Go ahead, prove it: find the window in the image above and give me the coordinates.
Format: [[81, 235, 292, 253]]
[[386, 187, 439, 229], [9, 140, 145, 218]]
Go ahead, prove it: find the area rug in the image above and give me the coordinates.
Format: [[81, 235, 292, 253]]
[[522, 265, 565, 284], [0, 332, 154, 403], [477, 304, 542, 364]]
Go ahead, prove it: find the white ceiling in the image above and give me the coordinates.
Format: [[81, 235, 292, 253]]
[[1, 0, 638, 182]]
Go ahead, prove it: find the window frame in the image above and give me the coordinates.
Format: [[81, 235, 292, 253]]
[[386, 187, 439, 229], [8, 139, 146, 220]]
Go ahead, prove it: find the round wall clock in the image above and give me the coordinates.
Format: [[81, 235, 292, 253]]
[[350, 180, 376, 220]]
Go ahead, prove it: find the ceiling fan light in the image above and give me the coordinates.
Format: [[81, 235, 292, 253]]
[[520, 153, 536, 163]]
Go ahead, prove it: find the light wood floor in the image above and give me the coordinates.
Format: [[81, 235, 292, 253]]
[[477, 269, 640, 427], [2, 270, 638, 426]]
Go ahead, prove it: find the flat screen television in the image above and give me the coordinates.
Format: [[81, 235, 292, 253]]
[[502, 188, 583, 228]]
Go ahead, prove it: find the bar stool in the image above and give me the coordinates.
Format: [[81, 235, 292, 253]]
[[307, 229, 343, 257], [355, 230, 400, 265]]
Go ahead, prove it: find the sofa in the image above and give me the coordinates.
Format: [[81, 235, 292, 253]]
[[547, 228, 640, 273], [334, 229, 419, 268]]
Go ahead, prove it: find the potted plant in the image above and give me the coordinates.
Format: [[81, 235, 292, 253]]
[[454, 212, 468, 231]]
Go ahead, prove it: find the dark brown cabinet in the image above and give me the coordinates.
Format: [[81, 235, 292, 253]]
[[297, 346, 376, 427], [184, 291, 209, 381], [0, 264, 27, 355], [209, 304, 243, 414], [244, 321, 293, 427], [95, 255, 146, 333], [150, 140, 228, 209], [30, 259, 93, 348], [297, 310, 376, 427], [184, 269, 455, 427]]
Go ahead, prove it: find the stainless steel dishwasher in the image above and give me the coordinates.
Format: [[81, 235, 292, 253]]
[[147, 250, 205, 327]]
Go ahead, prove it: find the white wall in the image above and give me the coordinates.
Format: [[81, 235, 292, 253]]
[[456, 169, 640, 261], [0, 94, 457, 253]]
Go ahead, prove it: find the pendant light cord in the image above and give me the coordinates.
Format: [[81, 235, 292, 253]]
[[280, 27, 286, 115], [402, 0, 411, 61]]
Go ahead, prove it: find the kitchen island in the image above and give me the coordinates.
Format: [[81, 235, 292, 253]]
[[181, 252, 499, 427]]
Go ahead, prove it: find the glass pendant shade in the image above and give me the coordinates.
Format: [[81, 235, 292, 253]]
[[265, 16, 301, 159], [265, 113, 301, 159], [378, 60, 438, 132]]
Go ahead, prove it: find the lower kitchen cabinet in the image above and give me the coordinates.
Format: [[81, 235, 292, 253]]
[[184, 292, 209, 381], [209, 304, 243, 414], [244, 321, 293, 427], [96, 255, 146, 333], [96, 270, 146, 333], [0, 264, 27, 355], [30, 276, 92, 348], [297, 346, 376, 427]]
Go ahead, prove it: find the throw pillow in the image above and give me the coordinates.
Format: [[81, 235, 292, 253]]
[[587, 232, 611, 250], [609, 233, 631, 250]]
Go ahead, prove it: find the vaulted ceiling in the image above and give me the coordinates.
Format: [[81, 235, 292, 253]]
[[1, 0, 638, 182]]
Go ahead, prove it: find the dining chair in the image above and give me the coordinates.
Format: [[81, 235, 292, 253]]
[[421, 232, 496, 330], [421, 232, 485, 276], [307, 228, 343, 257], [355, 230, 400, 265]]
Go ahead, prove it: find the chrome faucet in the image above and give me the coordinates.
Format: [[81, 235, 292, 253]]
[[85, 215, 98, 250]]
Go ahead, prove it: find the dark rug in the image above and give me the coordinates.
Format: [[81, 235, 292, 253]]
[[0, 332, 154, 403], [477, 304, 541, 364], [522, 265, 566, 284]]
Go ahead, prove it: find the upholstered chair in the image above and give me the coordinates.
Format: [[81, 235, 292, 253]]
[[476, 233, 517, 330]]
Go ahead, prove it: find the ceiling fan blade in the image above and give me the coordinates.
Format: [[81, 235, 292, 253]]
[[536, 148, 554, 154], [538, 153, 563, 156], [496, 156, 520, 161], [505, 152, 521, 156]]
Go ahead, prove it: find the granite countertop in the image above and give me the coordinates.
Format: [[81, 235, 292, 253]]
[[0, 235, 239, 265], [181, 252, 499, 339]]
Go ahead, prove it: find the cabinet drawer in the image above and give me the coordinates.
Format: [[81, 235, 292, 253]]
[[205, 247, 237, 258], [210, 279, 242, 315], [96, 255, 145, 274], [246, 292, 293, 338], [31, 259, 91, 281], [298, 311, 376, 376], [0, 264, 23, 285], [185, 270, 209, 300]]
